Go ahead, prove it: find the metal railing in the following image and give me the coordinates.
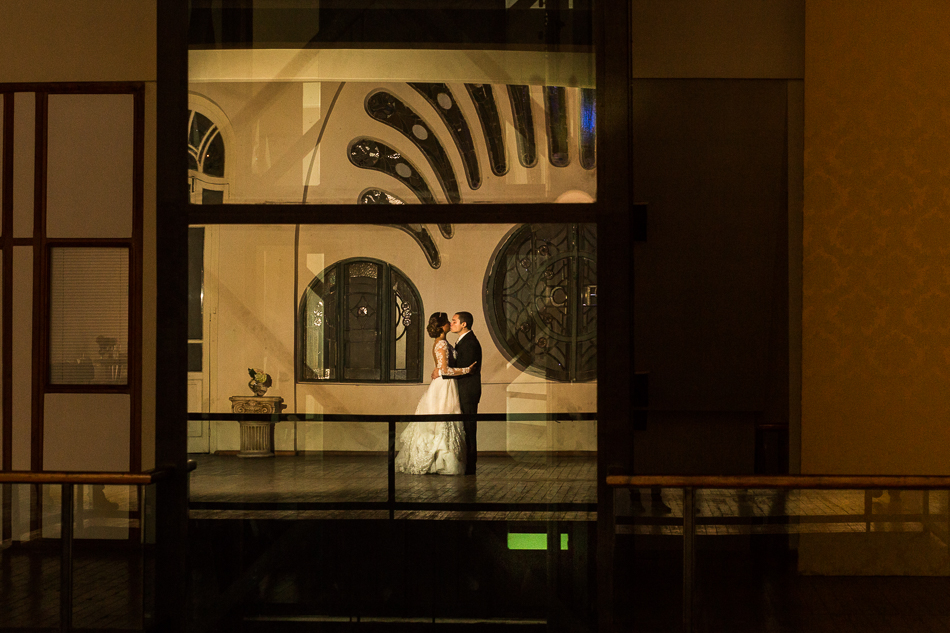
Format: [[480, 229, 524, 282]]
[[607, 474, 950, 633], [0, 466, 183, 633], [188, 412, 598, 516]]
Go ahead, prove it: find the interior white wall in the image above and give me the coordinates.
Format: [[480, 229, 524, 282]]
[[190, 77, 596, 205], [204, 224, 597, 453], [189, 60, 599, 453]]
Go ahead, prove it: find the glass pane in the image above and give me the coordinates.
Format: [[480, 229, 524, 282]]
[[0, 484, 146, 629], [344, 262, 381, 381], [188, 227, 204, 340], [188, 223, 597, 626], [187, 342, 203, 372], [391, 268, 422, 382], [187, 2, 595, 204], [615, 487, 950, 632], [49, 248, 129, 385], [485, 223, 596, 382]]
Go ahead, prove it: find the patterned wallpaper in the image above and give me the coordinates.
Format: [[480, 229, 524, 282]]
[[803, 1, 950, 474]]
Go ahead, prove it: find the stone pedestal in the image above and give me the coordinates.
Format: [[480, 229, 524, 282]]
[[229, 396, 285, 458]]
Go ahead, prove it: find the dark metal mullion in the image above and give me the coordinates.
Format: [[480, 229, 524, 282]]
[[187, 202, 597, 226], [32, 91, 49, 474], [2, 93, 14, 547], [380, 265, 390, 382], [2, 93, 14, 476], [596, 0, 633, 631], [569, 224, 580, 381], [130, 85, 145, 476], [0, 82, 143, 96], [336, 262, 346, 381], [60, 483, 74, 633], [154, 0, 190, 630]]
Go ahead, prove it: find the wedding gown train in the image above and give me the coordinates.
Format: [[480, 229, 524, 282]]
[[395, 340, 467, 475]]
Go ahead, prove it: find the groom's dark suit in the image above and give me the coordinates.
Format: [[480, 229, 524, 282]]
[[444, 331, 481, 474]]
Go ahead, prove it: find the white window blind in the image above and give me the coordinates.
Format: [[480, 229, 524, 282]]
[[49, 248, 129, 385]]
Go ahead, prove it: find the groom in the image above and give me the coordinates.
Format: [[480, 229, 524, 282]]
[[444, 311, 481, 474]]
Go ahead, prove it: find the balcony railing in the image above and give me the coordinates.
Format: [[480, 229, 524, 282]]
[[607, 475, 950, 632], [0, 465, 187, 632]]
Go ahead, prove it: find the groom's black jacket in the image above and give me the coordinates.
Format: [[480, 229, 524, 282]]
[[444, 331, 482, 404]]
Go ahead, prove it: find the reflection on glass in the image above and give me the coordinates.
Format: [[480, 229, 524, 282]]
[[485, 223, 597, 382], [187, 3, 595, 204], [186, 224, 596, 505]]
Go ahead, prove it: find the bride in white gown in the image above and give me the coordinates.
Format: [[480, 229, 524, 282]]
[[395, 312, 476, 475]]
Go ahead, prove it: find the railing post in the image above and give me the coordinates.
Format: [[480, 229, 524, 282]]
[[60, 483, 74, 633], [682, 486, 695, 633], [388, 417, 396, 519], [922, 490, 930, 535]]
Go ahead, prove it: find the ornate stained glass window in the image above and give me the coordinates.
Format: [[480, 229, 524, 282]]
[[484, 224, 596, 383], [298, 258, 424, 383]]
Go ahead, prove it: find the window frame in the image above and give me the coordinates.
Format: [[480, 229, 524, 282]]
[[155, 3, 632, 631], [46, 241, 133, 392], [297, 256, 425, 384]]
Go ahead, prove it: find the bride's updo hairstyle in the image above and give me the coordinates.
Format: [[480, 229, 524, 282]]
[[426, 312, 449, 338]]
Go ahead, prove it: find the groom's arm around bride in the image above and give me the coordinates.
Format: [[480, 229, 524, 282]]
[[443, 312, 482, 475]]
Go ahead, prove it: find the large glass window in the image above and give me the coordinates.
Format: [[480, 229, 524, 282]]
[[177, 2, 605, 629], [298, 257, 424, 383]]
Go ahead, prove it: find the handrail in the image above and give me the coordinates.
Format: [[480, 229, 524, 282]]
[[606, 474, 950, 490], [187, 411, 597, 422], [608, 474, 950, 633], [0, 463, 190, 633], [0, 466, 176, 486]]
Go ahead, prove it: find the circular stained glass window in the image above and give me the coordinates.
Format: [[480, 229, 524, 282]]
[[484, 224, 597, 383]]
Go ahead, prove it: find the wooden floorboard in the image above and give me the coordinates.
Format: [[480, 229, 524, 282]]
[[187, 453, 598, 518]]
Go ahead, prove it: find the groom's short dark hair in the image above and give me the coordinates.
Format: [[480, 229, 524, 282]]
[[457, 311, 474, 330]]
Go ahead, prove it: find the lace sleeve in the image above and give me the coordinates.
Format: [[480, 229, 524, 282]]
[[435, 340, 470, 376]]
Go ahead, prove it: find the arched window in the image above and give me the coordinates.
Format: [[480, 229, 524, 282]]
[[187, 105, 229, 203], [298, 258, 424, 383], [484, 224, 597, 383]]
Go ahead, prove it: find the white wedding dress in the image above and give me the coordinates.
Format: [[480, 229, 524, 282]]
[[395, 339, 468, 475]]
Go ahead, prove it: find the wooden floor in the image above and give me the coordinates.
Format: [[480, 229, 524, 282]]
[[0, 544, 145, 631], [188, 452, 598, 521]]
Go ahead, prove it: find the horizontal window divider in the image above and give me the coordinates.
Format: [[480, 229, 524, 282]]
[[45, 384, 131, 394], [0, 82, 145, 94], [189, 501, 598, 513], [187, 411, 597, 422], [188, 203, 598, 225], [45, 238, 134, 246]]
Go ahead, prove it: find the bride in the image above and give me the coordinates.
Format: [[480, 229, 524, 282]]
[[395, 312, 476, 475]]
